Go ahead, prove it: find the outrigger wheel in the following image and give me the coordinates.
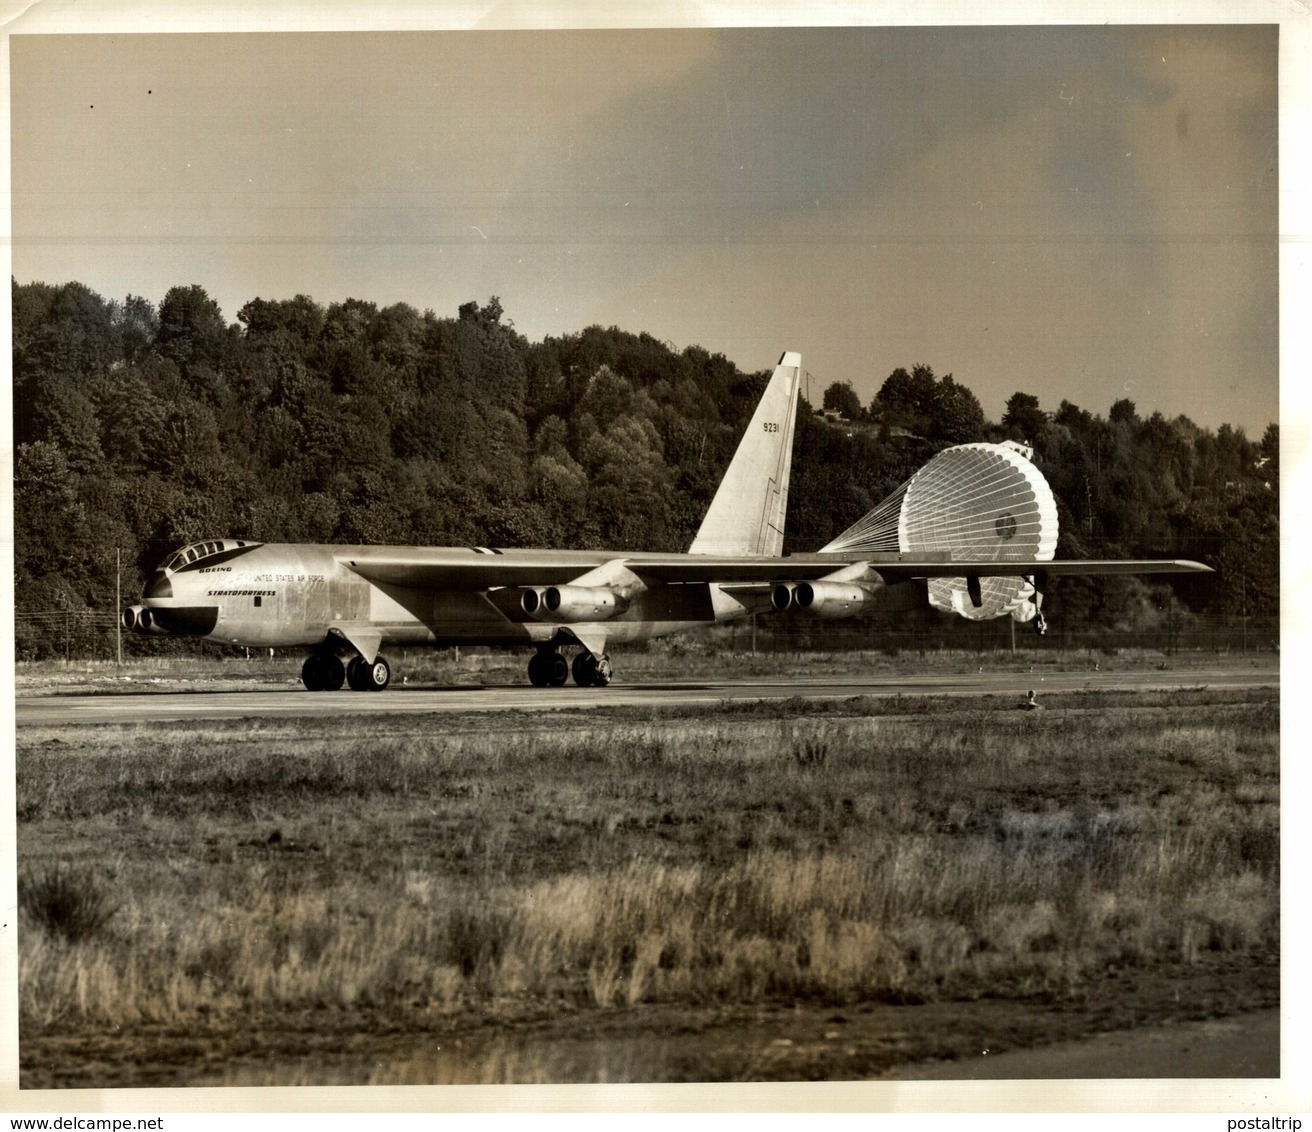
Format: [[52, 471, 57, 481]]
[[571, 651, 613, 687], [347, 655, 391, 691], [301, 652, 345, 691]]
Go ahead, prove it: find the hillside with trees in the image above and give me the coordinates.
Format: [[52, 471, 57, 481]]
[[12, 279, 1277, 658]]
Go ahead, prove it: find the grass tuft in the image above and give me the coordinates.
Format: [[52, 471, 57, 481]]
[[788, 723, 831, 769], [20, 866, 119, 944]]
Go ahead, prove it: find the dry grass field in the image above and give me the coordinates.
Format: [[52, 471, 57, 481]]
[[15, 676, 1279, 1086]]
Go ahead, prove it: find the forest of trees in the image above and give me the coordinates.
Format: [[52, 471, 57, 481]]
[[12, 278, 1278, 659]]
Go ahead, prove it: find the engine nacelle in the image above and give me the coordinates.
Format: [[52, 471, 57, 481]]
[[793, 581, 878, 620], [520, 585, 628, 623], [122, 605, 170, 635]]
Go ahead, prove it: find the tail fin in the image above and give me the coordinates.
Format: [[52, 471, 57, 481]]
[[690, 351, 801, 556]]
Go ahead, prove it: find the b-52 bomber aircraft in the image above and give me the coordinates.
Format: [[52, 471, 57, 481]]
[[123, 351, 1211, 691]]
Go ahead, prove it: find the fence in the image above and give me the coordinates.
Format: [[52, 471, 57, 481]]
[[14, 610, 128, 662], [718, 610, 1279, 658]]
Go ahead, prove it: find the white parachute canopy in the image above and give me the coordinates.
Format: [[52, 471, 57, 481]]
[[821, 441, 1059, 621]]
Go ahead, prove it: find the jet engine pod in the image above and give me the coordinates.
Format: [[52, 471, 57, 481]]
[[520, 587, 545, 616], [534, 585, 628, 623], [771, 583, 796, 611], [794, 581, 877, 619], [122, 604, 169, 635]]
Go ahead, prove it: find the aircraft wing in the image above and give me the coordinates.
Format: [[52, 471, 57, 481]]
[[341, 546, 1211, 592], [339, 548, 858, 590], [340, 550, 610, 589], [871, 559, 1213, 581]]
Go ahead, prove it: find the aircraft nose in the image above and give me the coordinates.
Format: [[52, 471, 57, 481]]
[[144, 570, 173, 600]]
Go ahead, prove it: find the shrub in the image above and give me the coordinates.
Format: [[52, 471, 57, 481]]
[[20, 866, 118, 944], [446, 902, 514, 983]]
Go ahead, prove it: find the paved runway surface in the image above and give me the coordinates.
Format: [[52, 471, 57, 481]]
[[16, 665, 1276, 726]]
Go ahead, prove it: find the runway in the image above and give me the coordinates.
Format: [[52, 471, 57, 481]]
[[15, 664, 1277, 726]]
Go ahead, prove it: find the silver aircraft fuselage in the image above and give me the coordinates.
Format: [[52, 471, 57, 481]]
[[139, 540, 776, 652]]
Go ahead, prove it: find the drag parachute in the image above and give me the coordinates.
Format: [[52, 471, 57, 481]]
[[821, 441, 1059, 621]]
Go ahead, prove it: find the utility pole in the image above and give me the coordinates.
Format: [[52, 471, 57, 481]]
[[1241, 569, 1248, 655], [116, 548, 122, 665]]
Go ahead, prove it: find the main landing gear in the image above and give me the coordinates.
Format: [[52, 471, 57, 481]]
[[301, 651, 391, 691], [527, 647, 612, 688], [347, 654, 391, 691], [571, 650, 612, 687]]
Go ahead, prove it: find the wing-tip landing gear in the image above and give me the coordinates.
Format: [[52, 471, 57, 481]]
[[1028, 574, 1048, 637]]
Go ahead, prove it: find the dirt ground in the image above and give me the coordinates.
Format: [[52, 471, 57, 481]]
[[892, 1008, 1279, 1080], [20, 956, 1277, 1088]]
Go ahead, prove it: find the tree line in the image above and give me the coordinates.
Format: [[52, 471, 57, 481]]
[[12, 279, 1277, 659]]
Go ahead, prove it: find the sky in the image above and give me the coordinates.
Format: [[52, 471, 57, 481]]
[[8, 17, 1284, 435]]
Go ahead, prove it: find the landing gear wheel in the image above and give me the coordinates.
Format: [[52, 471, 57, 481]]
[[346, 655, 370, 691], [322, 655, 346, 691], [302, 654, 327, 691], [361, 656, 391, 691], [570, 651, 613, 687], [301, 653, 344, 691], [571, 651, 597, 687], [547, 652, 569, 687], [527, 651, 551, 687]]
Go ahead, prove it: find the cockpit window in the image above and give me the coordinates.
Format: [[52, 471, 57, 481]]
[[163, 539, 257, 572]]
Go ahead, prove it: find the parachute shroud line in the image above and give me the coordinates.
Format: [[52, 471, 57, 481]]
[[821, 442, 1059, 622]]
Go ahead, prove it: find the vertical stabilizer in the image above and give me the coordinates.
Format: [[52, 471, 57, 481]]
[[690, 351, 801, 556]]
